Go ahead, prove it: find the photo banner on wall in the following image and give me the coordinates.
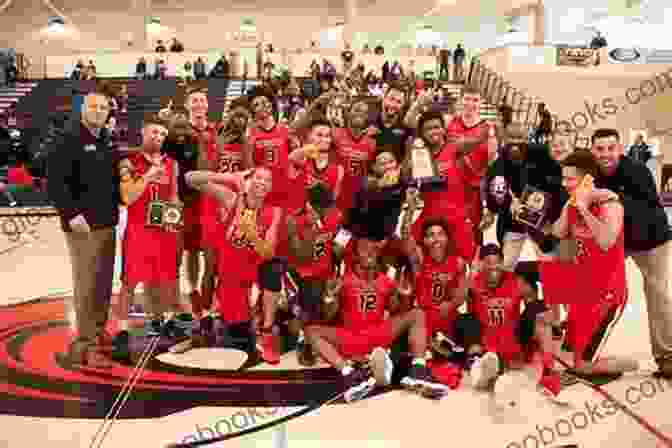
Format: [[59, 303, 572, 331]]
[[556, 46, 600, 67]]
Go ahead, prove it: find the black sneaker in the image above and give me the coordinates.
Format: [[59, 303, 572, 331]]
[[343, 368, 376, 403], [401, 364, 449, 398]]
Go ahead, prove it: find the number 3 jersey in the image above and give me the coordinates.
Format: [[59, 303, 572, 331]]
[[339, 270, 397, 330], [249, 124, 291, 208], [469, 271, 523, 353]]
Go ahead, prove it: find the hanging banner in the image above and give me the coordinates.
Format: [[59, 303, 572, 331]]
[[556, 45, 600, 67]]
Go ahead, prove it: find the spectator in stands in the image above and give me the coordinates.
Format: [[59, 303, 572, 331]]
[[210, 55, 230, 79], [362, 43, 372, 54], [71, 65, 82, 80], [439, 47, 451, 81], [533, 103, 552, 144], [154, 58, 167, 80], [179, 61, 193, 82], [87, 60, 97, 77], [629, 133, 662, 188], [590, 31, 607, 49], [374, 44, 385, 55], [5, 61, 17, 87], [155, 40, 167, 52], [341, 43, 354, 73], [169, 37, 184, 52], [75, 59, 84, 71], [135, 57, 147, 79], [628, 133, 653, 164], [453, 43, 465, 81], [310, 59, 320, 79], [382, 61, 390, 82], [194, 57, 206, 80]]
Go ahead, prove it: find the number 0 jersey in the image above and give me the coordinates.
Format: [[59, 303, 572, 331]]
[[339, 270, 396, 330], [414, 255, 465, 312]]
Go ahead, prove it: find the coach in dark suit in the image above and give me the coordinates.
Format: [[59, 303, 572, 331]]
[[47, 87, 120, 368], [591, 128, 672, 378]]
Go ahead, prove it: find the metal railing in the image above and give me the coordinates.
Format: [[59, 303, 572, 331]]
[[467, 57, 546, 134]]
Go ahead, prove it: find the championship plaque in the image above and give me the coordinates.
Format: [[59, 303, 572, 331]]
[[513, 186, 552, 231], [409, 138, 445, 192], [145, 201, 184, 231]]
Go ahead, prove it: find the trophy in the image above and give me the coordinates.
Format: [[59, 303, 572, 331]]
[[409, 138, 446, 192], [568, 174, 594, 207], [513, 186, 552, 231]]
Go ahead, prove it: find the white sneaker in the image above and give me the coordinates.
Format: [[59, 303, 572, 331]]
[[471, 352, 500, 389], [369, 347, 394, 386]]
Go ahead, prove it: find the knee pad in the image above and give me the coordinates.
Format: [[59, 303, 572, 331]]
[[257, 257, 288, 292]]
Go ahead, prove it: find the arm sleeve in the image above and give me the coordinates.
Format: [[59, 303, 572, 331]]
[[46, 134, 82, 222]]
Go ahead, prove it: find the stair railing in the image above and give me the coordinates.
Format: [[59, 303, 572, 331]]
[[468, 57, 548, 136]]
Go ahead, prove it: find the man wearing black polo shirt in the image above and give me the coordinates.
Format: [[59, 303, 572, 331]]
[[591, 128, 672, 378], [369, 82, 412, 161], [47, 87, 120, 369]]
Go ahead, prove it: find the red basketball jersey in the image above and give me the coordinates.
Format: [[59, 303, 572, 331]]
[[292, 208, 343, 280], [445, 117, 491, 188], [217, 192, 279, 283], [339, 270, 396, 330], [333, 127, 376, 211], [304, 159, 342, 193], [125, 153, 176, 225], [214, 142, 244, 174], [415, 255, 465, 312], [568, 204, 626, 302], [249, 124, 291, 208], [422, 142, 466, 217], [469, 271, 523, 343]]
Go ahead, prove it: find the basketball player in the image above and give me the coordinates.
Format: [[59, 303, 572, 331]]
[[467, 244, 526, 389], [546, 151, 638, 377], [186, 167, 284, 364], [408, 111, 475, 261], [446, 86, 495, 246], [286, 183, 344, 365], [304, 238, 449, 402], [180, 88, 219, 316], [288, 119, 344, 213], [243, 87, 292, 210], [118, 117, 184, 332], [332, 99, 376, 213], [201, 98, 251, 312]]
